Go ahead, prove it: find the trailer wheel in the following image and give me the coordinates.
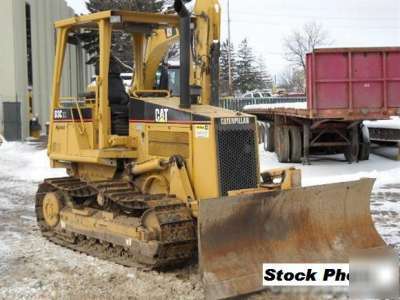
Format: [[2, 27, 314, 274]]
[[358, 124, 370, 161], [289, 126, 302, 163], [264, 122, 275, 152], [344, 146, 359, 163], [344, 127, 360, 163], [256, 121, 266, 145], [275, 126, 290, 163]]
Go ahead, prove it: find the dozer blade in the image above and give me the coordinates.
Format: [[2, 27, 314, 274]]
[[198, 178, 387, 299]]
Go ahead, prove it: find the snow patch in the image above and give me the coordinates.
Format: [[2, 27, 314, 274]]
[[0, 142, 65, 182], [259, 145, 400, 190], [244, 102, 307, 111], [0, 239, 10, 258], [0, 194, 17, 210]]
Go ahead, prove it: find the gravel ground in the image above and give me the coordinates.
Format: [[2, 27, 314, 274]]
[[0, 142, 399, 299]]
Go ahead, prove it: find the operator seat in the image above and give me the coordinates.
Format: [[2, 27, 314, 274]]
[[109, 72, 130, 136], [94, 56, 130, 136]]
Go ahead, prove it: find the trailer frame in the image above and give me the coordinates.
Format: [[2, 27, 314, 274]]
[[245, 47, 400, 163], [250, 109, 367, 164]]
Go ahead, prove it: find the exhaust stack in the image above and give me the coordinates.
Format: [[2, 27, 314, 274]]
[[174, 0, 191, 109]]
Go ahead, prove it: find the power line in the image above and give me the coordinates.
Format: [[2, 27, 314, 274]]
[[229, 10, 400, 21], [222, 18, 400, 30]]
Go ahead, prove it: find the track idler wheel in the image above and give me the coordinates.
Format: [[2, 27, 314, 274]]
[[140, 209, 161, 241], [42, 192, 64, 227]]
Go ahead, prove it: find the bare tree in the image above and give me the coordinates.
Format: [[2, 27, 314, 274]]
[[284, 22, 331, 72], [279, 67, 305, 93]]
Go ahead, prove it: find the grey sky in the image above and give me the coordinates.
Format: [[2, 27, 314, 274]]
[[65, 0, 88, 15], [65, 0, 400, 76]]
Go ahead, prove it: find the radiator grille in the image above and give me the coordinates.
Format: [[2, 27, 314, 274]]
[[216, 118, 258, 196]]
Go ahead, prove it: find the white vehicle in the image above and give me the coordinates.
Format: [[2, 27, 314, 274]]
[[242, 90, 272, 98]]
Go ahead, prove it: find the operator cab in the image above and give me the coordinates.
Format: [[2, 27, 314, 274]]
[[59, 11, 183, 138], [51, 8, 209, 149]]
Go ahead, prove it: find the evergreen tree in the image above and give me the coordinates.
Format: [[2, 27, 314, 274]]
[[234, 39, 258, 94], [254, 56, 272, 90], [86, 0, 164, 13], [219, 39, 236, 96]]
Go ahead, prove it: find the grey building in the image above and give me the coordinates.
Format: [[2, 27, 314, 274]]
[[0, 0, 91, 140]]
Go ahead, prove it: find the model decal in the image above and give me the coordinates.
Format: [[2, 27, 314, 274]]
[[53, 108, 92, 122], [220, 117, 250, 125]]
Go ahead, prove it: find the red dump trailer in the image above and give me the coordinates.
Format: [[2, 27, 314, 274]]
[[244, 47, 400, 163]]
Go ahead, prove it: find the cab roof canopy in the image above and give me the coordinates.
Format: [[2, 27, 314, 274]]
[[55, 10, 184, 31]]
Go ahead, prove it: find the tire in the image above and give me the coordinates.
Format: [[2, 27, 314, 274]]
[[264, 122, 275, 152], [344, 127, 360, 163], [275, 125, 290, 163], [289, 126, 302, 163], [257, 122, 266, 145], [358, 124, 370, 161], [344, 147, 358, 163]]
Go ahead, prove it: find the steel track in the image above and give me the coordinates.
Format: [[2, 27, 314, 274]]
[[35, 177, 197, 270]]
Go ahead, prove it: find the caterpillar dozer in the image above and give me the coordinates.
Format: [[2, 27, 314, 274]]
[[36, 0, 387, 298]]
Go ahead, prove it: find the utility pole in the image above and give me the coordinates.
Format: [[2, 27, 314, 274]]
[[227, 0, 233, 96]]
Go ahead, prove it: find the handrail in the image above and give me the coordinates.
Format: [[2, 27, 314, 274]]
[[73, 97, 86, 135]]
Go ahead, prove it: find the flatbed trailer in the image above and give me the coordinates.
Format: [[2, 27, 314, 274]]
[[244, 47, 400, 163]]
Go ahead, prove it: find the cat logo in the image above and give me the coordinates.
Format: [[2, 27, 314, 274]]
[[155, 108, 169, 123]]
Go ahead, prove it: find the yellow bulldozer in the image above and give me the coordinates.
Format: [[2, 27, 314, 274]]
[[36, 0, 387, 298]]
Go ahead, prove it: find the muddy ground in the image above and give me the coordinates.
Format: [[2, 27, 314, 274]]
[[0, 143, 399, 299]]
